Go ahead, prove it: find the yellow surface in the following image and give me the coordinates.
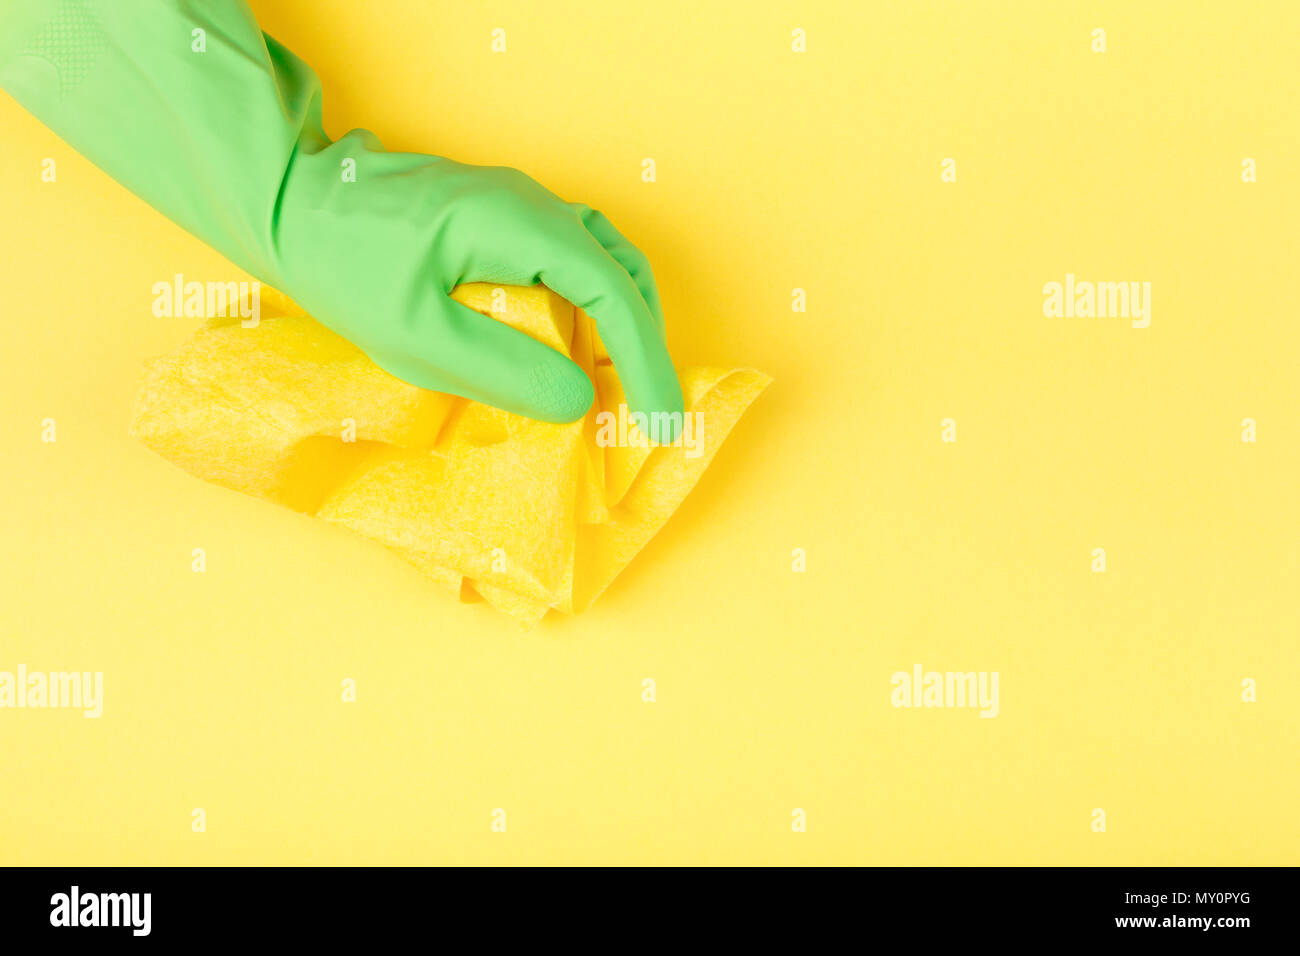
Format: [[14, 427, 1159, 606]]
[[1, 0, 1296, 865]]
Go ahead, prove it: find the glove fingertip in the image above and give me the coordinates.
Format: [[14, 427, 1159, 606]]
[[628, 373, 687, 443], [524, 357, 594, 424]]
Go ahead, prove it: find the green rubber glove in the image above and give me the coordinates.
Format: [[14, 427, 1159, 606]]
[[0, 0, 684, 429]]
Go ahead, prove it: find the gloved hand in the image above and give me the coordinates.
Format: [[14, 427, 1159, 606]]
[[0, 0, 684, 429]]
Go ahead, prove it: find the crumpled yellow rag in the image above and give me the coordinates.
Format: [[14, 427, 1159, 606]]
[[130, 284, 770, 624]]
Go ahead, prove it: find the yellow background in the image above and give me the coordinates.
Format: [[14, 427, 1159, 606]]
[[2, 0, 1297, 865]]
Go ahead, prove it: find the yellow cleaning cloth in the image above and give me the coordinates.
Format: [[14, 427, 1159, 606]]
[[130, 284, 769, 624]]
